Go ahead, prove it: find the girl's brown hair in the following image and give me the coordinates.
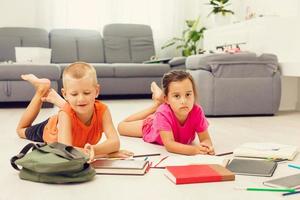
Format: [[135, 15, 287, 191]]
[[162, 70, 198, 99]]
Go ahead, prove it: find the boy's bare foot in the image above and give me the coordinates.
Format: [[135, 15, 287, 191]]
[[21, 74, 50, 96], [151, 81, 164, 105], [41, 89, 66, 108]]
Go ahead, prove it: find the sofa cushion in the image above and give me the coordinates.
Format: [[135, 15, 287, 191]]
[[77, 37, 105, 63], [0, 37, 21, 61], [50, 36, 77, 63], [0, 27, 49, 62], [22, 36, 49, 48], [104, 36, 131, 63], [0, 64, 61, 80], [103, 24, 155, 63], [91, 64, 114, 77], [130, 37, 155, 63], [113, 63, 170, 77], [50, 29, 105, 64], [58, 63, 114, 78]]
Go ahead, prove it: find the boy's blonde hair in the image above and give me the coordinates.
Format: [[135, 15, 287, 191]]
[[62, 62, 98, 87]]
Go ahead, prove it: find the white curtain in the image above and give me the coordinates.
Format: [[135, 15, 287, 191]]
[[33, 0, 203, 57]]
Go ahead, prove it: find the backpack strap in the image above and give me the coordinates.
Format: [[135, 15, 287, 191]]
[[35, 142, 86, 160], [10, 143, 46, 170], [47, 142, 86, 160]]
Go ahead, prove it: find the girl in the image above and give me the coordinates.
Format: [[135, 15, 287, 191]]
[[118, 70, 214, 155]]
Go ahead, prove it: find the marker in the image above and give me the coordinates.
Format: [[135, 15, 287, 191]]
[[288, 164, 300, 170], [236, 187, 296, 192]]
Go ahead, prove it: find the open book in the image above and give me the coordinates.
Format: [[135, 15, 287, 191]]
[[91, 159, 149, 175], [233, 143, 299, 160], [154, 155, 229, 168]]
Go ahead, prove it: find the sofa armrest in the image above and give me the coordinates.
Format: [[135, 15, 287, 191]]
[[168, 56, 186, 68], [186, 53, 279, 77]]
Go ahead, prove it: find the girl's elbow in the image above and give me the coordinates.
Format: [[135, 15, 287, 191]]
[[113, 138, 120, 151]]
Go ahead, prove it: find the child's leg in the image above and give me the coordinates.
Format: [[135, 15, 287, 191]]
[[41, 88, 66, 109], [16, 74, 51, 139], [118, 82, 164, 137]]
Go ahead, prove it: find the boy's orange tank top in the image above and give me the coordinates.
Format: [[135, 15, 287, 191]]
[[42, 100, 107, 148]]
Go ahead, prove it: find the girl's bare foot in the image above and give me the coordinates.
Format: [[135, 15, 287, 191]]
[[151, 81, 164, 105], [41, 89, 66, 108], [21, 74, 50, 96]]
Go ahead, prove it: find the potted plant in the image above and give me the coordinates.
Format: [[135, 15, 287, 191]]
[[161, 17, 206, 57], [207, 0, 234, 26]]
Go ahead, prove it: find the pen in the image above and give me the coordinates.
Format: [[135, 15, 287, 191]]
[[266, 158, 288, 163], [154, 156, 168, 167], [282, 190, 300, 196], [133, 153, 161, 158], [216, 151, 233, 156], [236, 187, 296, 192], [288, 164, 300, 170]]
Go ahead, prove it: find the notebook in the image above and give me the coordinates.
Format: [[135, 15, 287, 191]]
[[155, 155, 229, 168], [226, 158, 277, 177], [165, 164, 235, 185], [91, 159, 149, 175], [15, 47, 52, 64], [233, 143, 298, 160], [263, 173, 300, 188]]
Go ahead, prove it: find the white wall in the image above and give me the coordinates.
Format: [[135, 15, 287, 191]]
[[1, 0, 299, 110]]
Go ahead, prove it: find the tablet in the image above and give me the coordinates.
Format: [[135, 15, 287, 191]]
[[263, 173, 300, 188]]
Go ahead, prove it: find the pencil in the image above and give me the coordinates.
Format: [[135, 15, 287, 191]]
[[216, 151, 233, 156], [282, 190, 300, 196], [133, 153, 161, 158], [154, 156, 169, 167]]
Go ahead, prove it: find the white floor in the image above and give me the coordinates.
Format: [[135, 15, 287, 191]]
[[1, 99, 300, 200]]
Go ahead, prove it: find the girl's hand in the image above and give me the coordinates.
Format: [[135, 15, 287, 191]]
[[194, 145, 209, 154], [107, 150, 134, 158], [84, 143, 95, 163], [199, 143, 215, 155]]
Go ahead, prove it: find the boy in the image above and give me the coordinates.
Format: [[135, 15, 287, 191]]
[[16, 62, 132, 160]]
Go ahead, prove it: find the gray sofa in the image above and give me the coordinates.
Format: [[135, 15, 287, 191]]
[[0, 27, 60, 103], [186, 53, 281, 116], [0, 24, 185, 103]]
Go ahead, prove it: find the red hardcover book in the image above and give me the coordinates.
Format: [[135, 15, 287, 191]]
[[165, 164, 235, 185]]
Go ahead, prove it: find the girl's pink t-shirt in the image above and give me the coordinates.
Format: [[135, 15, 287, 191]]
[[142, 103, 208, 145]]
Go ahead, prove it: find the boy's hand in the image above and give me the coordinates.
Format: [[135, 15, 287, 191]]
[[107, 150, 134, 158], [84, 143, 95, 163]]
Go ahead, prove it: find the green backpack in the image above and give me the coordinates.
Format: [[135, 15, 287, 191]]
[[11, 142, 96, 184]]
